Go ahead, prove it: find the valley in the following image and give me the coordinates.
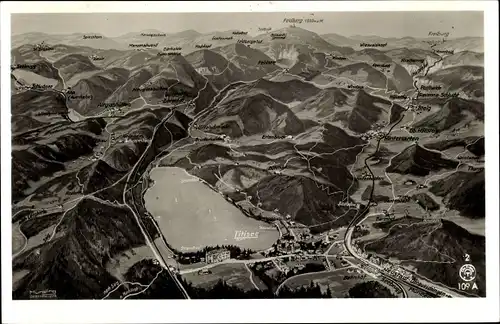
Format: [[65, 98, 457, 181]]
[[10, 16, 485, 300]]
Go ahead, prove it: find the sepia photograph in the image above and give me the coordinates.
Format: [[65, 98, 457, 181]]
[[1, 1, 499, 323]]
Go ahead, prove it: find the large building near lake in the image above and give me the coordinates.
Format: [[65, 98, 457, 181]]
[[206, 249, 231, 264]]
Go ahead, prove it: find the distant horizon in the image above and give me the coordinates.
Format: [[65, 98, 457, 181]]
[[11, 12, 484, 38], [11, 27, 485, 40]]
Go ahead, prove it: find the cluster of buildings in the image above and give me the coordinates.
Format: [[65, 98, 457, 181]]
[[273, 257, 326, 275], [375, 210, 395, 221], [360, 129, 387, 141], [323, 229, 339, 243], [346, 268, 365, 274], [16, 84, 32, 91], [89, 54, 105, 61], [33, 41, 54, 51], [275, 236, 302, 255], [351, 242, 369, 260], [352, 241, 416, 282], [274, 228, 341, 256], [371, 121, 387, 130], [273, 258, 292, 273], [281, 214, 293, 223], [380, 261, 415, 282], [88, 151, 103, 161], [297, 231, 312, 241], [195, 66, 220, 75], [205, 248, 230, 264], [61, 87, 76, 95], [87, 144, 106, 161], [103, 106, 126, 117], [168, 265, 179, 273]]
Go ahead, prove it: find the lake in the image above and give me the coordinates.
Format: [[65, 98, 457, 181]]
[[144, 167, 279, 252]]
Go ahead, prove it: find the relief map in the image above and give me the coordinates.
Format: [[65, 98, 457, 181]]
[[10, 12, 485, 299]]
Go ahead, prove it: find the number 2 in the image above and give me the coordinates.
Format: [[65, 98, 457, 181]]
[[464, 253, 470, 262]]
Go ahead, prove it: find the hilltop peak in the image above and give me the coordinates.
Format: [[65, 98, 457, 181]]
[[386, 143, 458, 176], [138, 29, 167, 34], [271, 26, 320, 37], [172, 29, 202, 38]]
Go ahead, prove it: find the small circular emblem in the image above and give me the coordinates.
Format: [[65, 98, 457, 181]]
[[459, 264, 476, 282]]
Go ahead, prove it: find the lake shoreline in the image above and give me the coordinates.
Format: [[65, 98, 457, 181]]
[[143, 166, 280, 253]]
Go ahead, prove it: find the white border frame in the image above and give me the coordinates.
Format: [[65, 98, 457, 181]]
[[1, 1, 499, 323]]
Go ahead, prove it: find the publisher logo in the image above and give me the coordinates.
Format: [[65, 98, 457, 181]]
[[459, 264, 476, 282]]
